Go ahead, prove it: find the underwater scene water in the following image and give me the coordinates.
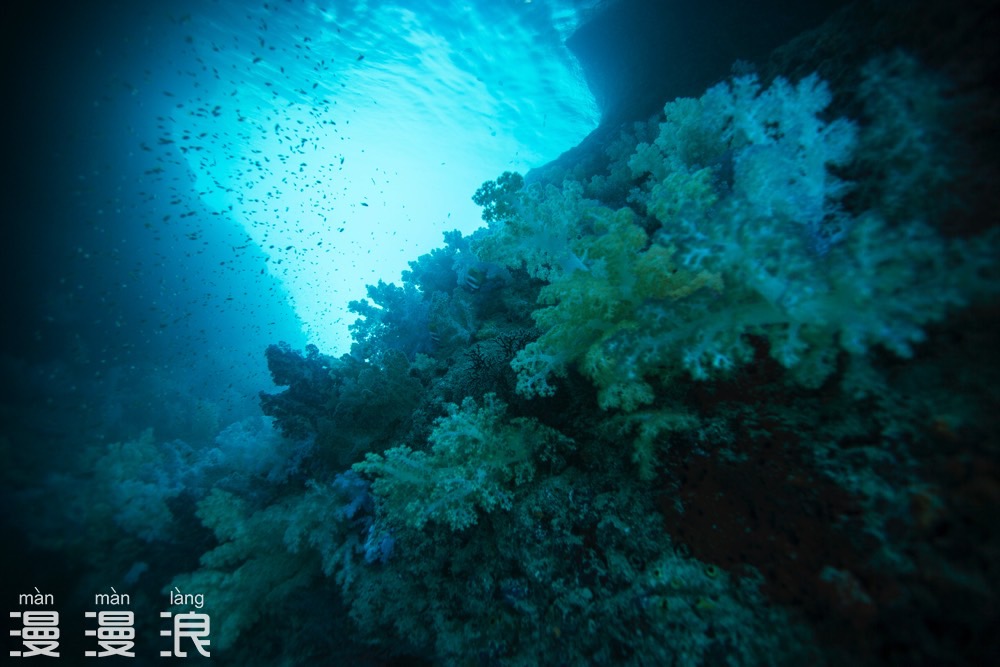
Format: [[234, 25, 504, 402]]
[[1, 0, 998, 664]]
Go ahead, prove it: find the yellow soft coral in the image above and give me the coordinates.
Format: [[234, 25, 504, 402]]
[[512, 202, 721, 410]]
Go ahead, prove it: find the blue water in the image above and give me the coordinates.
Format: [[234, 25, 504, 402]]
[[176, 0, 599, 352], [2, 0, 998, 665]]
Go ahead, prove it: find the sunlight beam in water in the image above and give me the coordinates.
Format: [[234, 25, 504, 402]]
[[175, 1, 599, 354]]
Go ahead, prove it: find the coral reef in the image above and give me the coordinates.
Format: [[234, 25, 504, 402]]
[[155, 58, 997, 665], [25, 12, 1000, 665]]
